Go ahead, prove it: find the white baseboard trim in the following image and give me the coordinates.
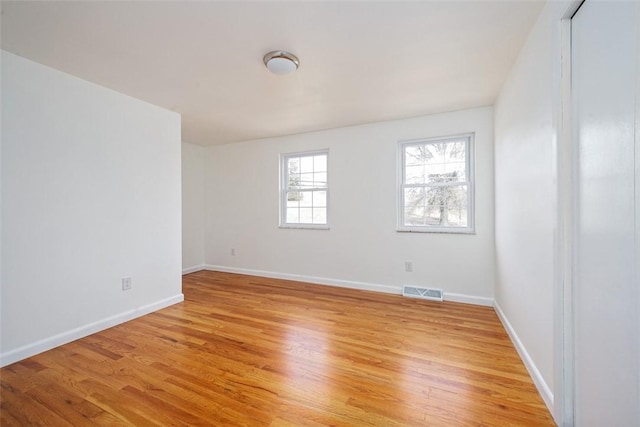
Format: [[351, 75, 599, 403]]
[[204, 264, 400, 294], [494, 301, 554, 412], [0, 294, 184, 368], [182, 264, 205, 275], [444, 292, 494, 307], [204, 265, 494, 308]]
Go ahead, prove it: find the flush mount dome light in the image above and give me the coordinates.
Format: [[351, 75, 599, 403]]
[[263, 51, 299, 75]]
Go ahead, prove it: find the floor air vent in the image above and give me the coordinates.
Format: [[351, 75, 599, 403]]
[[402, 286, 443, 302]]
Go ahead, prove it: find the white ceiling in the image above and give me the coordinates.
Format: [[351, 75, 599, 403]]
[[1, 1, 544, 146]]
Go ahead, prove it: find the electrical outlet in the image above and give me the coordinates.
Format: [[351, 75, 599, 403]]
[[404, 261, 413, 272], [122, 277, 132, 291]]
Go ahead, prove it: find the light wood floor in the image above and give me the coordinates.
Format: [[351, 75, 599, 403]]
[[1, 271, 555, 426]]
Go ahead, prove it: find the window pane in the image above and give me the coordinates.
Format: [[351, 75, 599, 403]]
[[313, 191, 327, 207], [314, 172, 327, 187], [288, 173, 301, 190], [423, 163, 441, 177], [287, 191, 301, 204], [405, 140, 467, 185], [299, 173, 314, 189], [404, 187, 428, 224], [446, 141, 466, 160], [443, 184, 469, 227], [405, 165, 425, 184], [442, 161, 466, 181], [288, 157, 300, 174], [286, 207, 299, 223], [299, 208, 313, 223], [405, 146, 425, 166], [441, 185, 468, 213], [404, 185, 468, 227], [299, 191, 312, 207], [312, 207, 326, 224], [444, 204, 468, 227], [300, 156, 314, 173], [314, 155, 327, 172]]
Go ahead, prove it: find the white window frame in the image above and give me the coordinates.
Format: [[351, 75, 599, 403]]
[[397, 134, 475, 234], [279, 149, 330, 230]]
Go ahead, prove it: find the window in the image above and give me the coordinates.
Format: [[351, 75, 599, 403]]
[[399, 134, 474, 233], [280, 150, 329, 229]]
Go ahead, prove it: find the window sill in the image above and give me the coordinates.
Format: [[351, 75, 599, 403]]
[[279, 224, 330, 230], [396, 227, 475, 235]]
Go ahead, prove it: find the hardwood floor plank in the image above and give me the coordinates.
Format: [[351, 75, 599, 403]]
[[0, 381, 75, 427], [0, 271, 555, 425], [23, 382, 102, 427]]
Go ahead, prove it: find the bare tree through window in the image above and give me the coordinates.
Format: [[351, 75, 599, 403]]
[[281, 151, 328, 227], [400, 136, 472, 231]]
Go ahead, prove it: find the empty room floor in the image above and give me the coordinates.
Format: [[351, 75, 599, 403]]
[[0, 271, 554, 426]]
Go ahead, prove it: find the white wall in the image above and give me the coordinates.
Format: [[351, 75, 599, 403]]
[[493, 0, 570, 413], [1, 51, 183, 366], [204, 107, 495, 303], [572, 2, 640, 425], [182, 142, 205, 272]]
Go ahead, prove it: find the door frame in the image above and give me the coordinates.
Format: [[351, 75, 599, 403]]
[[554, 1, 583, 425]]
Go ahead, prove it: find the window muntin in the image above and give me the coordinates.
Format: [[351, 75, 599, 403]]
[[281, 150, 328, 228], [399, 135, 474, 233]]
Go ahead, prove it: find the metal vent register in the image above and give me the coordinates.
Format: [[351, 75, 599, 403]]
[[402, 286, 443, 302]]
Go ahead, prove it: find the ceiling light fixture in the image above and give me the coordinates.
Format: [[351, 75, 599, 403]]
[[263, 51, 300, 75]]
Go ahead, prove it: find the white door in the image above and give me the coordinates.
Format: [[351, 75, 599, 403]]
[[572, 1, 640, 425]]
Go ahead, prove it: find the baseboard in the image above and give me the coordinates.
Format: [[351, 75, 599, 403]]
[[204, 264, 400, 294], [444, 292, 494, 307], [203, 265, 494, 308], [0, 294, 184, 368], [182, 264, 205, 275], [494, 301, 554, 412]]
